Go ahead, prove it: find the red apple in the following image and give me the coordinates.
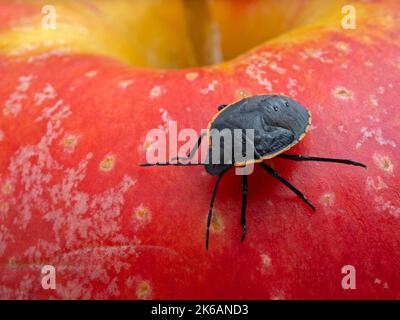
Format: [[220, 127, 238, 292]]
[[0, 0, 399, 299]]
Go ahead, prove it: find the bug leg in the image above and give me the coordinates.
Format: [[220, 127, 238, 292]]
[[240, 175, 248, 242], [259, 162, 316, 211], [206, 173, 224, 250], [218, 104, 228, 111], [140, 162, 205, 167], [278, 154, 367, 168], [171, 131, 207, 161]]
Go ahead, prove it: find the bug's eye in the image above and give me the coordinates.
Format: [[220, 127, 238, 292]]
[[285, 102, 290, 108], [273, 106, 279, 111]]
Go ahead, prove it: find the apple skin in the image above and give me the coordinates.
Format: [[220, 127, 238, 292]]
[[0, 0, 400, 299]]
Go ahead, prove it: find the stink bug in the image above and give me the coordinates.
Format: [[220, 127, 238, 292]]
[[141, 95, 366, 249]]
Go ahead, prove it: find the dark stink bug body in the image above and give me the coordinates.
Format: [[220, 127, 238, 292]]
[[141, 95, 366, 249]]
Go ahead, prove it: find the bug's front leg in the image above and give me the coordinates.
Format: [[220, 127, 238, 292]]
[[171, 131, 206, 161]]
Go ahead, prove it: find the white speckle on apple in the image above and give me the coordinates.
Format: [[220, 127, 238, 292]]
[[377, 86, 385, 94], [119, 79, 134, 89], [364, 61, 374, 68], [1, 81, 140, 298], [150, 85, 166, 98], [200, 80, 218, 95], [260, 253, 272, 271], [271, 291, 285, 300], [246, 64, 273, 91], [368, 115, 380, 123], [366, 176, 388, 191], [9, 43, 40, 56], [287, 78, 298, 96], [335, 42, 351, 53], [85, 70, 98, 78], [301, 48, 333, 63], [338, 125, 347, 133], [374, 196, 400, 218], [3, 74, 34, 117], [269, 62, 286, 74], [27, 48, 70, 63], [356, 127, 396, 149], [369, 94, 379, 108], [0, 225, 14, 257], [34, 83, 57, 106]]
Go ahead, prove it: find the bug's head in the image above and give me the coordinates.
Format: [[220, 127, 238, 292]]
[[259, 95, 310, 130]]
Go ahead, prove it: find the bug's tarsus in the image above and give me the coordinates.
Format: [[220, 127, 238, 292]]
[[171, 132, 207, 161], [259, 162, 316, 211], [240, 175, 248, 242], [278, 154, 367, 168], [218, 104, 228, 111], [206, 173, 224, 250]]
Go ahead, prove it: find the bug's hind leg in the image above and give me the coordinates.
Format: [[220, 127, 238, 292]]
[[278, 154, 367, 168], [240, 175, 248, 242], [206, 173, 224, 250], [172, 131, 206, 161], [259, 162, 316, 211]]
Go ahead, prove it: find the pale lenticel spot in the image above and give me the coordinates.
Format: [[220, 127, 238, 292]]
[[119, 79, 134, 89], [210, 210, 224, 234], [373, 154, 393, 174], [319, 192, 336, 207], [150, 85, 166, 98], [185, 72, 199, 81], [136, 281, 152, 300], [62, 134, 79, 153], [1, 181, 13, 195], [333, 87, 353, 100], [99, 154, 116, 172], [260, 253, 272, 271], [135, 205, 151, 222], [235, 89, 251, 99], [85, 70, 98, 78]]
